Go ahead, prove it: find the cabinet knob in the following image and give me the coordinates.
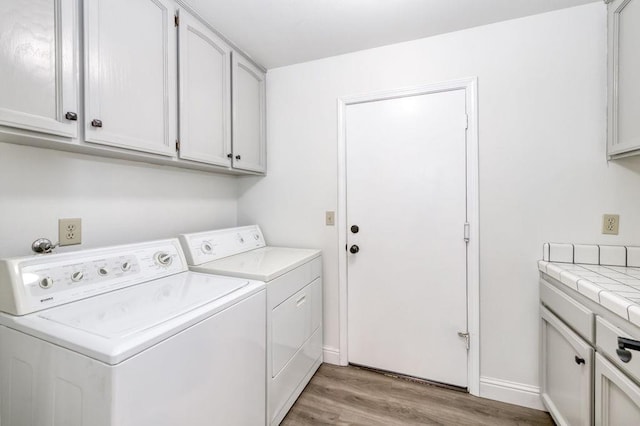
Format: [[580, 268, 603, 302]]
[[574, 356, 585, 365], [235, 155, 241, 160], [351, 225, 360, 234], [349, 245, 360, 254], [91, 119, 103, 128], [227, 153, 232, 159], [65, 112, 78, 121]]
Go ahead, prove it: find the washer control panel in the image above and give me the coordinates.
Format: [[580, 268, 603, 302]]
[[0, 239, 187, 315], [179, 225, 266, 266]]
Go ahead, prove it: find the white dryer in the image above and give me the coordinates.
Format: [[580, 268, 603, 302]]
[[179, 225, 323, 425], [0, 239, 266, 426]]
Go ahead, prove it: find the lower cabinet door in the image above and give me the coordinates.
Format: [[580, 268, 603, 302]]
[[595, 353, 640, 425], [540, 305, 594, 426]]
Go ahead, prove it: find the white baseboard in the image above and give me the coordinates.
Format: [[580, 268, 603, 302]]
[[322, 346, 341, 365], [479, 376, 546, 411]]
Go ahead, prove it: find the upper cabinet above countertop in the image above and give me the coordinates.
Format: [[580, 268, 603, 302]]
[[0, 0, 267, 175], [607, 0, 640, 159]]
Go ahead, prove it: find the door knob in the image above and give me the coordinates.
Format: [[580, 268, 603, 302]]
[[349, 245, 359, 254], [351, 225, 359, 234]]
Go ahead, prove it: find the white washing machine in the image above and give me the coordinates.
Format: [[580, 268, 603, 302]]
[[0, 239, 266, 426], [178, 225, 323, 425]]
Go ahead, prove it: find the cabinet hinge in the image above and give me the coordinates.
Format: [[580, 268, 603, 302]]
[[465, 113, 469, 130], [463, 222, 470, 243], [458, 332, 470, 350], [175, 140, 180, 151], [174, 14, 179, 27]]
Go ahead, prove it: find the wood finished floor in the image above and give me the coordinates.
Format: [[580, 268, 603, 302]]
[[281, 364, 554, 426]]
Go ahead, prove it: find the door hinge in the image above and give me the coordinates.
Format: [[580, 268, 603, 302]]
[[458, 332, 470, 350], [174, 14, 179, 27], [463, 222, 470, 243], [175, 140, 180, 151]]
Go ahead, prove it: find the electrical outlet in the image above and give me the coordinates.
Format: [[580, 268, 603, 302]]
[[59, 218, 82, 246], [325, 211, 335, 226], [602, 214, 620, 235]]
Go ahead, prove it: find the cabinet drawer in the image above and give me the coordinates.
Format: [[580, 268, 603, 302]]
[[596, 316, 640, 384], [540, 278, 594, 343]]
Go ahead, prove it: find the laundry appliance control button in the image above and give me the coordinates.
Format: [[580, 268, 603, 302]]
[[40, 277, 54, 289], [155, 252, 173, 266]]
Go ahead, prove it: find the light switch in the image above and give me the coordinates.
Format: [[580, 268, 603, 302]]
[[325, 211, 335, 226]]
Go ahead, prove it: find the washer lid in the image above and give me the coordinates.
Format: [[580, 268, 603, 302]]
[[0, 272, 264, 364], [39, 273, 247, 339], [191, 246, 321, 282]]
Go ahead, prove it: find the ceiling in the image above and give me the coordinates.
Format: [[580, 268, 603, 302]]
[[184, 0, 599, 69]]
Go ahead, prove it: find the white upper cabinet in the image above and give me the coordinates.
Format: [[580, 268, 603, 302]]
[[232, 53, 266, 173], [84, 0, 177, 157], [607, 0, 640, 158], [178, 10, 231, 167], [0, 0, 79, 139]]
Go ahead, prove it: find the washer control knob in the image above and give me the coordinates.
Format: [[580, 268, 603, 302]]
[[201, 242, 213, 254], [71, 271, 84, 282], [155, 252, 173, 266], [40, 277, 54, 289], [121, 262, 132, 272], [98, 267, 109, 276]]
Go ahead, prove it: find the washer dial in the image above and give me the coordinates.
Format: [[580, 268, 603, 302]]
[[155, 252, 173, 266], [39, 277, 54, 289]]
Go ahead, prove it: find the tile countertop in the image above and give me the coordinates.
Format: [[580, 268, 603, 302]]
[[539, 242, 640, 329]]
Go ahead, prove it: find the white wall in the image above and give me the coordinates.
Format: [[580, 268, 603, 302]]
[[0, 142, 238, 258], [237, 3, 640, 406]]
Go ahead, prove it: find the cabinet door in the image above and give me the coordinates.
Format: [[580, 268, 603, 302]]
[[595, 353, 640, 425], [84, 0, 176, 156], [607, 0, 640, 157], [178, 10, 231, 167], [0, 0, 78, 138], [540, 305, 593, 426], [232, 53, 266, 173]]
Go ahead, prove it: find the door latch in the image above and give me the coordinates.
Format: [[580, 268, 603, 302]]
[[458, 331, 470, 350]]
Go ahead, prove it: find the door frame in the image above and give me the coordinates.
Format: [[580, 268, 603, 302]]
[[336, 77, 480, 396]]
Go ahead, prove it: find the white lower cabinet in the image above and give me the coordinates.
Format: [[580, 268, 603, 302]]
[[540, 305, 594, 426], [0, 0, 79, 140], [84, 0, 177, 156], [595, 353, 640, 425]]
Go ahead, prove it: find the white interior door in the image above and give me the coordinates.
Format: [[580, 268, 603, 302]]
[[346, 88, 469, 388]]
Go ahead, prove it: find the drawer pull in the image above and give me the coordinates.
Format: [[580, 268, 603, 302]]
[[574, 356, 585, 365], [296, 295, 306, 306], [616, 336, 640, 363]]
